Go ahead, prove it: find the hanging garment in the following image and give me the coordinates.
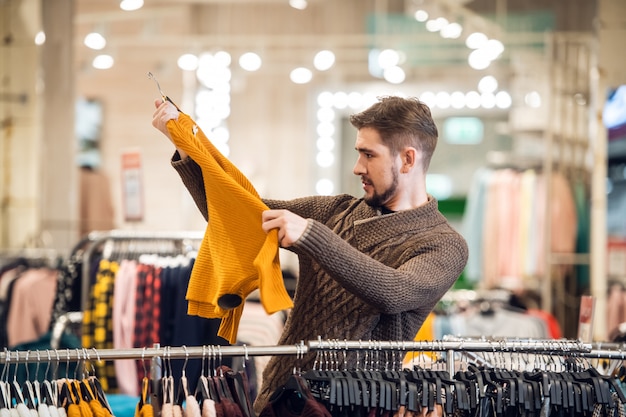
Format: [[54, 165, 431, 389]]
[[48, 253, 82, 334], [112, 259, 139, 396], [166, 112, 293, 344], [259, 374, 331, 417], [133, 262, 162, 385], [6, 267, 58, 347], [82, 259, 118, 393]]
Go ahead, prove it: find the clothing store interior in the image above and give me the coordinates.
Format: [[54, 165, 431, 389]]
[[2, 0, 626, 416]]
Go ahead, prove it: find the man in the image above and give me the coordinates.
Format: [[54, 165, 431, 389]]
[[152, 95, 468, 413]]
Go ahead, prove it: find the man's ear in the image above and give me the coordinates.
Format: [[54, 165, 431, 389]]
[[400, 147, 418, 173]]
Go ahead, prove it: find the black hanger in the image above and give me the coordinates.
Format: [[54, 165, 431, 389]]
[[454, 369, 479, 409], [269, 373, 311, 415], [194, 375, 210, 402], [225, 368, 254, 417]]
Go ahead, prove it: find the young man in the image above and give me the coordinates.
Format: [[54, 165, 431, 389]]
[[152, 95, 468, 413]]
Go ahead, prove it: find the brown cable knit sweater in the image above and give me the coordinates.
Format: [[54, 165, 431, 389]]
[[171, 154, 468, 415]]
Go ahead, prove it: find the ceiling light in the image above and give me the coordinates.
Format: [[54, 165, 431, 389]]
[[316, 151, 334, 167], [314, 50, 335, 71], [480, 93, 496, 109], [315, 179, 334, 196], [347, 92, 364, 109], [317, 107, 335, 123], [440, 23, 462, 39], [495, 91, 512, 109], [332, 92, 349, 109], [317, 91, 334, 108], [92, 54, 114, 69], [239, 52, 262, 72], [289, 0, 307, 10], [383, 66, 405, 84], [378, 49, 400, 69], [450, 91, 466, 109], [419, 91, 436, 108], [316, 137, 335, 152], [478, 75, 498, 94], [316, 121, 335, 137], [177, 54, 199, 71], [525, 91, 542, 108], [435, 91, 451, 109], [468, 49, 491, 70], [465, 32, 488, 49], [483, 39, 504, 60], [84, 32, 106, 50], [290, 67, 313, 84], [34, 31, 45, 45], [465, 91, 481, 109], [119, 0, 143, 11], [414, 10, 428, 22]]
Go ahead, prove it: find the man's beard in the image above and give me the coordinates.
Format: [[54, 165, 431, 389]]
[[363, 168, 399, 208]]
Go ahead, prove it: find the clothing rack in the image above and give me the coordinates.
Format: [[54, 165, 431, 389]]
[[0, 338, 606, 376], [78, 229, 204, 310]]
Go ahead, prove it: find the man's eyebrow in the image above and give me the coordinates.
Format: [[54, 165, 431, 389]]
[[355, 146, 375, 153]]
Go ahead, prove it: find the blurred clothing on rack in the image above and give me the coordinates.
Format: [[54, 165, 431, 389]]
[[81, 250, 229, 396], [0, 258, 59, 349], [79, 166, 115, 237], [428, 289, 561, 340], [462, 166, 579, 289]]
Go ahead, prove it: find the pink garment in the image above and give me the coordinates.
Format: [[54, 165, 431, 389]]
[[496, 170, 522, 281], [548, 172, 579, 280], [113, 259, 139, 396], [519, 170, 537, 278], [550, 172, 578, 253], [480, 169, 578, 289], [7, 268, 58, 347], [481, 169, 502, 288], [532, 174, 547, 277]]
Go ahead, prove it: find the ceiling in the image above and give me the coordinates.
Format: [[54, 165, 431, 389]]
[[71, 0, 597, 84]]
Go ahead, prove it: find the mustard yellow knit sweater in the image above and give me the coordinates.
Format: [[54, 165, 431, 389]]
[[166, 113, 293, 344]]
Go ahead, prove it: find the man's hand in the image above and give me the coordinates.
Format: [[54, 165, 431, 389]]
[[261, 209, 308, 248], [152, 99, 188, 158]]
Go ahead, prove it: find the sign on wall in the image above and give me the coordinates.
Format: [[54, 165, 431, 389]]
[[121, 149, 144, 222]]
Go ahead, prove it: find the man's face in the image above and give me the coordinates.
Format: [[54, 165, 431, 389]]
[[352, 127, 402, 208]]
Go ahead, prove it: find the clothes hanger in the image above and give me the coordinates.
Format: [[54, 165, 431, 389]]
[[214, 349, 235, 404], [267, 343, 314, 412], [41, 350, 58, 409], [0, 350, 11, 410], [195, 346, 218, 403], [20, 351, 38, 410], [174, 346, 190, 408], [147, 72, 182, 112], [223, 345, 254, 417], [8, 351, 28, 410]]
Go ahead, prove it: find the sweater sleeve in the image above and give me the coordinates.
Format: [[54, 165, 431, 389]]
[[171, 153, 209, 222], [263, 194, 357, 223], [290, 219, 468, 315]]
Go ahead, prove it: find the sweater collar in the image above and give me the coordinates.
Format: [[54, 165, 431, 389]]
[[353, 196, 447, 245]]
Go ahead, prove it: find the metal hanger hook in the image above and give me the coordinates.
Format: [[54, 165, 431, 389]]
[[147, 71, 166, 101], [147, 71, 181, 111]]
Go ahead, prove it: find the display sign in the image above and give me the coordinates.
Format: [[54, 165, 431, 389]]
[[443, 117, 484, 144], [121, 149, 144, 222]]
